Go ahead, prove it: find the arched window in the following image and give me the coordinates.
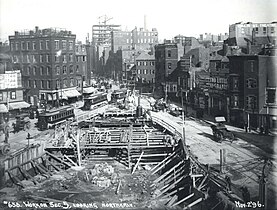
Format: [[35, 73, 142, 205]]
[[63, 66, 67, 74], [246, 78, 257, 88], [56, 66, 60, 74]]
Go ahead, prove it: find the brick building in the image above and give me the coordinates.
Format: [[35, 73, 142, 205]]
[[228, 22, 277, 47], [9, 26, 81, 107], [228, 48, 277, 130], [135, 52, 155, 84]]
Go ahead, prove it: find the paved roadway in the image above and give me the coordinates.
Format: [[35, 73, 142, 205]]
[[139, 96, 277, 205]]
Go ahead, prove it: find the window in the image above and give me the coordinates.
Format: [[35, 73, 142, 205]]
[[39, 41, 43, 50], [246, 78, 257, 88], [62, 40, 67, 50], [55, 40, 59, 49], [63, 66, 67, 74], [33, 55, 37, 63], [34, 80, 37, 88], [47, 80, 51, 89], [21, 42, 25, 50], [233, 95, 239, 107], [63, 78, 67, 88], [69, 41, 73, 50], [55, 55, 59, 62], [10, 91, 16, 99], [76, 65, 79, 72], [263, 27, 267, 35], [248, 60, 255, 72], [69, 65, 74, 74], [46, 66, 51, 75], [56, 66, 60, 74], [62, 54, 67, 63], [233, 78, 239, 89], [246, 95, 257, 110], [271, 27, 275, 34], [27, 66, 31, 75], [167, 50, 171, 58], [15, 42, 19, 50], [41, 80, 44, 89], [33, 66, 37, 75], [46, 54, 50, 63], [69, 54, 73, 62], [266, 88, 276, 104], [39, 55, 43, 63], [27, 55, 31, 63], [70, 78, 74, 86], [46, 40, 50, 50], [56, 80, 60, 89], [82, 56, 86, 62], [168, 62, 172, 69], [40, 66, 44, 75], [32, 42, 36, 50]]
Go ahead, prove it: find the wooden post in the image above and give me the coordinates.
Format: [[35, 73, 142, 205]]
[[172, 193, 194, 207], [220, 149, 226, 173], [132, 151, 144, 174], [76, 130, 82, 166]]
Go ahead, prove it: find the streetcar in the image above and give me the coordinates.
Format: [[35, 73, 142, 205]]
[[37, 105, 74, 130], [110, 88, 129, 103], [83, 92, 108, 110]]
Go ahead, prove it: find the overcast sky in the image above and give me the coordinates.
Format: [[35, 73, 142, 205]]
[[0, 0, 276, 43]]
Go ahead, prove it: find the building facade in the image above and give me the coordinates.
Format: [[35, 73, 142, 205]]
[[135, 52, 155, 84], [228, 49, 277, 130], [9, 26, 82, 106], [229, 22, 277, 47]]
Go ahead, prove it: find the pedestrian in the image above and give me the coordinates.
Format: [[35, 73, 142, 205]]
[[244, 121, 248, 133], [225, 175, 232, 191]]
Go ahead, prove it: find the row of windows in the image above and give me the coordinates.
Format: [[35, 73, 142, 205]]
[[10, 40, 74, 51], [137, 69, 155, 75], [23, 65, 81, 76], [26, 78, 79, 89], [0, 91, 17, 101], [12, 54, 81, 64], [137, 61, 155, 66]]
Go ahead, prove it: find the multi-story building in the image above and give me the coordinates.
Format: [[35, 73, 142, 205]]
[[9, 26, 81, 106], [0, 53, 30, 119], [135, 52, 155, 84], [228, 46, 277, 130], [75, 41, 87, 91], [173, 35, 203, 54], [228, 22, 277, 47], [111, 27, 158, 53]]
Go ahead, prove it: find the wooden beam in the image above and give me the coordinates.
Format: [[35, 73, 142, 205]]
[[160, 187, 185, 199], [6, 170, 24, 188], [156, 175, 184, 198], [64, 155, 78, 167], [166, 195, 178, 207], [154, 161, 183, 184], [172, 193, 195, 207], [151, 149, 180, 175], [197, 174, 209, 190], [45, 159, 63, 172], [45, 151, 72, 168], [184, 197, 203, 209], [131, 151, 144, 174]]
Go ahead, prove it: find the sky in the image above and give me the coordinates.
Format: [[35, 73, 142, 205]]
[[0, 0, 277, 43]]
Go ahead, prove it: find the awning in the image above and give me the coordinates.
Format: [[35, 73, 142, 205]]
[[0, 104, 8, 113], [63, 89, 81, 98], [8, 101, 31, 110], [83, 87, 97, 94]]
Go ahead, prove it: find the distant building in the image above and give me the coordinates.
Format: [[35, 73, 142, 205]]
[[75, 41, 88, 90], [228, 22, 277, 47], [9, 26, 82, 106], [135, 52, 155, 84], [111, 27, 158, 53]]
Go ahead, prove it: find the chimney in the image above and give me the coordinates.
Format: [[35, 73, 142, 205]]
[[35, 26, 39, 33], [223, 43, 228, 56], [247, 41, 251, 54]]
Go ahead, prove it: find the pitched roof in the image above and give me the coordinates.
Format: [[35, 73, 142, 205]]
[[136, 52, 155, 60]]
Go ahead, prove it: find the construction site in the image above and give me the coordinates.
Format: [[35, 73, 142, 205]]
[[0, 88, 276, 210]]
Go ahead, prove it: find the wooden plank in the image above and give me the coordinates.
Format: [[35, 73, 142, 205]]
[[172, 193, 195, 207], [64, 155, 78, 167], [45, 151, 72, 168], [131, 151, 144, 174], [160, 187, 185, 199], [166, 195, 178, 207], [45, 159, 63, 172], [184, 197, 203, 209], [156, 175, 184, 198], [154, 161, 183, 184], [18, 166, 38, 185], [197, 174, 209, 190], [151, 148, 180, 174]]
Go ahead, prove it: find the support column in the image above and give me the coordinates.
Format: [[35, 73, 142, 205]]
[[220, 149, 226, 173]]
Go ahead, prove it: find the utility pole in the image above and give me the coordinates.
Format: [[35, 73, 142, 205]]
[[181, 88, 186, 146]]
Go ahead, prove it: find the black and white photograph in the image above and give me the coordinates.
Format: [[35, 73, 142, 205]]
[[0, 0, 276, 209]]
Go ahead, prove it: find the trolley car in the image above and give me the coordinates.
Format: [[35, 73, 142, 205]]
[[37, 105, 74, 130], [83, 92, 108, 110], [111, 88, 129, 103]]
